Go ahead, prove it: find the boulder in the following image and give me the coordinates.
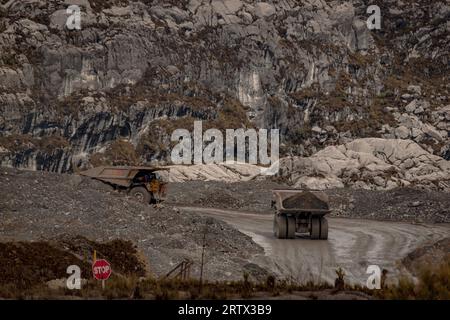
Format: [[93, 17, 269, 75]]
[[407, 85, 422, 96], [253, 2, 276, 18], [405, 99, 428, 114], [394, 126, 410, 139]]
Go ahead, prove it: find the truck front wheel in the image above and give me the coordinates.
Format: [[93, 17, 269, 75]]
[[130, 186, 151, 204]]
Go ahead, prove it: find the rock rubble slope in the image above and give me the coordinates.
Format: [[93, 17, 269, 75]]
[[0, 168, 265, 281], [167, 180, 450, 223]]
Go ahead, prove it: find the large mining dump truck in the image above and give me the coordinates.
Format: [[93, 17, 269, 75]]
[[80, 166, 168, 204], [272, 189, 330, 240]]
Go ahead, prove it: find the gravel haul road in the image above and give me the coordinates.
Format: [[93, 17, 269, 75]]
[[182, 207, 450, 285]]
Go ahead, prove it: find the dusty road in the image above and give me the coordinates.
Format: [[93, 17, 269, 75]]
[[182, 207, 450, 285]]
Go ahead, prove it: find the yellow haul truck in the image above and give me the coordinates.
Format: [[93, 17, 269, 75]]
[[272, 189, 330, 240], [80, 166, 168, 204]]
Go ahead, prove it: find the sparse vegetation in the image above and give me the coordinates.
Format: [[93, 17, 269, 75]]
[[287, 123, 312, 145], [0, 51, 20, 68], [134, 96, 250, 163], [215, 97, 251, 130], [0, 271, 334, 300], [334, 267, 346, 290], [90, 140, 139, 167], [2, 256, 449, 299], [1, 235, 448, 300], [289, 87, 317, 102], [89, 0, 129, 12], [348, 52, 375, 68], [0, 134, 69, 153], [377, 256, 450, 300]]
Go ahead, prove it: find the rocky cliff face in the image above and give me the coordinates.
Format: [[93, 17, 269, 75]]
[[0, 0, 448, 173]]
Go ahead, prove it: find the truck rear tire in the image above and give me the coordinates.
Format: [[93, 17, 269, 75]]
[[273, 214, 287, 239], [320, 217, 329, 240], [287, 216, 296, 239], [310, 217, 320, 239], [130, 186, 151, 204]]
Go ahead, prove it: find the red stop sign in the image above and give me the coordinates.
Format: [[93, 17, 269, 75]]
[[92, 259, 112, 280]]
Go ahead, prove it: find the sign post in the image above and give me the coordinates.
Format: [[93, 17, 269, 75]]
[[92, 258, 112, 289]]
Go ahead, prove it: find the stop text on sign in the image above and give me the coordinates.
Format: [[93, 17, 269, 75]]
[[92, 259, 112, 280], [94, 265, 110, 274]]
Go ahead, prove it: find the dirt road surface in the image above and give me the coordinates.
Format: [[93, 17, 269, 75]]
[[182, 207, 450, 285]]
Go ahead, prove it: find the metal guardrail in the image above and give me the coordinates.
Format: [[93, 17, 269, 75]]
[[164, 259, 193, 280]]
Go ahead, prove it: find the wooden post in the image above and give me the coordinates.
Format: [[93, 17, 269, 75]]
[[199, 227, 207, 291]]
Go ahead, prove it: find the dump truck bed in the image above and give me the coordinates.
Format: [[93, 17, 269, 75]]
[[272, 189, 331, 214], [80, 166, 167, 187]]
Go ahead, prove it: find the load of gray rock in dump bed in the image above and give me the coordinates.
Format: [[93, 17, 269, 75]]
[[282, 192, 329, 211]]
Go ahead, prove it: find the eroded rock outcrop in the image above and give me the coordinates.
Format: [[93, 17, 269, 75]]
[[162, 163, 262, 182], [153, 138, 450, 191], [278, 138, 450, 191]]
